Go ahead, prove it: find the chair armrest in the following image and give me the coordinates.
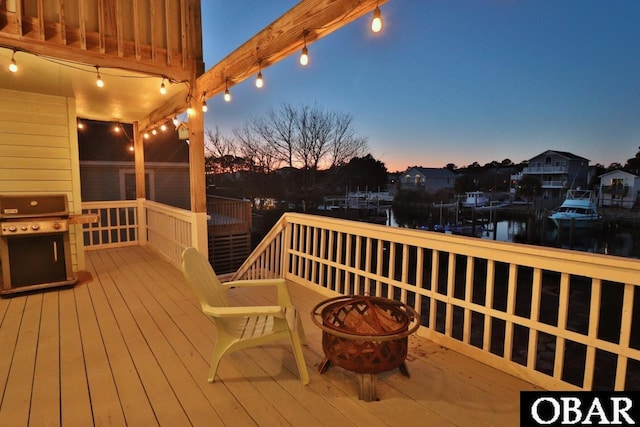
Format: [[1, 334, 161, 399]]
[[202, 305, 284, 318], [223, 278, 293, 307]]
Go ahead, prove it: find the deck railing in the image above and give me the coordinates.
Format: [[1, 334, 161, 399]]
[[206, 196, 252, 235], [234, 212, 640, 391], [82, 200, 207, 266]]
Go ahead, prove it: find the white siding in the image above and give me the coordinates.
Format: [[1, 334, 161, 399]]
[[0, 88, 84, 271]]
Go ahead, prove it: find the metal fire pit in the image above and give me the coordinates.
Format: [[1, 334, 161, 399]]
[[311, 295, 420, 401]]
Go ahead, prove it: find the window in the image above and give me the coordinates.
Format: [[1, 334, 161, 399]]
[[120, 169, 154, 200]]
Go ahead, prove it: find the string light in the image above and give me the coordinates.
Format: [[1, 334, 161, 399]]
[[95, 66, 104, 87], [172, 116, 179, 126], [371, 5, 382, 33], [129, 145, 134, 152], [77, 121, 84, 130], [152, 128, 157, 135], [160, 124, 167, 131], [300, 31, 309, 66], [160, 77, 167, 95], [143, 132, 150, 139], [256, 70, 264, 88], [8, 50, 17, 73], [187, 106, 195, 116], [114, 124, 121, 133], [224, 80, 231, 102], [202, 99, 208, 113]]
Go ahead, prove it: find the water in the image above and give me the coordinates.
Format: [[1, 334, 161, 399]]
[[383, 207, 640, 259]]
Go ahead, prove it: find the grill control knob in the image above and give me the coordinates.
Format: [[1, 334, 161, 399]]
[[21, 225, 27, 231], [8, 225, 17, 232], [53, 222, 61, 230], [31, 224, 40, 231]]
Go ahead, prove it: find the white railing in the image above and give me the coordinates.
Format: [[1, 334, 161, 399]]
[[82, 200, 208, 266], [523, 166, 569, 174], [81, 201, 139, 248], [234, 212, 640, 391]]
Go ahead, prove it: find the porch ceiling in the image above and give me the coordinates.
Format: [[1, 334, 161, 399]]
[[0, 47, 185, 124]]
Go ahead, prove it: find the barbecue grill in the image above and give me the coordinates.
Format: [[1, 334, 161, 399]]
[[0, 193, 77, 295]]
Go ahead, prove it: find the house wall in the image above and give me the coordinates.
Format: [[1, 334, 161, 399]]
[[0, 87, 85, 271], [599, 171, 639, 209]]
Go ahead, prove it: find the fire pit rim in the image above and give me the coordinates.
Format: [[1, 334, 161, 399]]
[[310, 294, 421, 342]]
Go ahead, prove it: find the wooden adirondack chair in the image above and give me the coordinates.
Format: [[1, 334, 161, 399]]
[[181, 247, 310, 385]]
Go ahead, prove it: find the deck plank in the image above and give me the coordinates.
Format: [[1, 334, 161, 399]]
[[0, 246, 539, 427], [58, 286, 93, 426], [30, 291, 61, 427], [1, 294, 42, 427]]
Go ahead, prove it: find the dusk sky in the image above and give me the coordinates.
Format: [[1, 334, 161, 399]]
[[200, 1, 640, 172]]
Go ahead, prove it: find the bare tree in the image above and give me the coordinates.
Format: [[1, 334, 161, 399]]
[[238, 102, 368, 170]]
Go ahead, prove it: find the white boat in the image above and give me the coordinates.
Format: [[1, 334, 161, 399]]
[[461, 191, 490, 208], [549, 190, 601, 228]]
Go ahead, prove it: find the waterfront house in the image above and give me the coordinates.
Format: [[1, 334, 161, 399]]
[[599, 169, 640, 209], [399, 166, 457, 193], [1, 2, 639, 424], [511, 150, 591, 199]]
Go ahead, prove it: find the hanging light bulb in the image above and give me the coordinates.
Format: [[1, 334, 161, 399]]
[[371, 6, 382, 33], [152, 128, 157, 135], [160, 124, 167, 132], [172, 116, 179, 126], [129, 145, 134, 152], [160, 78, 167, 95], [202, 100, 208, 113], [77, 121, 85, 130], [95, 66, 104, 87], [114, 124, 121, 133], [187, 107, 195, 116], [8, 50, 18, 73], [224, 87, 231, 102], [300, 46, 309, 66], [143, 132, 150, 139], [256, 70, 263, 88]]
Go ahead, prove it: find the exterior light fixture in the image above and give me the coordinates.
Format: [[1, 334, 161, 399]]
[[143, 132, 150, 139], [300, 46, 309, 66], [152, 128, 157, 135], [77, 121, 85, 130], [172, 116, 179, 126], [256, 70, 263, 88], [160, 78, 167, 95], [160, 124, 167, 131], [95, 66, 104, 87], [371, 6, 382, 33], [224, 80, 231, 102], [8, 50, 17, 73], [202, 100, 208, 113], [187, 107, 195, 116]]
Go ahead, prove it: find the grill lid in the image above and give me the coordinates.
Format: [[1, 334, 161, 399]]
[[0, 194, 69, 219]]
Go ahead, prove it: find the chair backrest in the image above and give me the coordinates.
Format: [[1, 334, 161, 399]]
[[181, 247, 229, 309]]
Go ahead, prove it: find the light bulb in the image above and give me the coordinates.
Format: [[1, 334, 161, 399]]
[[143, 132, 150, 139], [202, 100, 208, 112], [152, 129, 157, 135], [160, 124, 167, 131], [371, 6, 382, 33], [114, 125, 121, 133], [300, 46, 309, 66], [172, 116, 179, 126], [129, 145, 134, 152], [160, 79, 167, 95], [9, 51, 17, 73], [95, 67, 104, 87], [256, 71, 263, 88], [187, 107, 195, 116], [77, 121, 84, 130], [224, 88, 231, 102]]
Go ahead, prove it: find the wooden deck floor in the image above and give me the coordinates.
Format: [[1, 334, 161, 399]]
[[0, 246, 540, 426]]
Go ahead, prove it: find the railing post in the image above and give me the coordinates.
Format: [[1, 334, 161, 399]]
[[191, 212, 209, 257], [138, 198, 147, 246], [282, 215, 292, 280]]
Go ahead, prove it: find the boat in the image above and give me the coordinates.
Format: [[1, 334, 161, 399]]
[[461, 191, 490, 208], [548, 190, 601, 228]]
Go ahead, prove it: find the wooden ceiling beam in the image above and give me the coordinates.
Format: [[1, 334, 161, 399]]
[[140, 0, 388, 131]]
